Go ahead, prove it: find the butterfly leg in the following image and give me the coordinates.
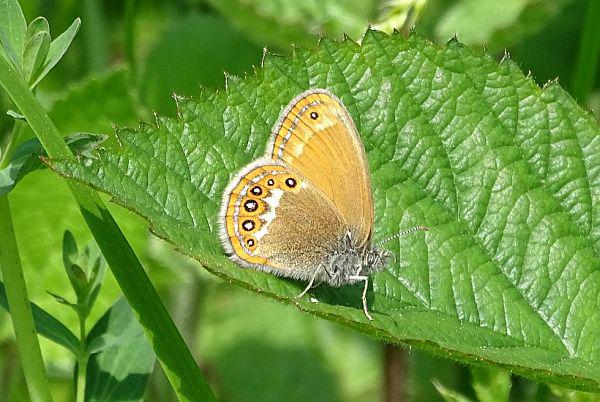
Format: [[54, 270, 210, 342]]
[[297, 265, 323, 299], [349, 268, 372, 321]]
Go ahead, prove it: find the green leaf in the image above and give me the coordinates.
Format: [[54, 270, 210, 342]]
[[60, 231, 107, 317], [6, 109, 24, 120], [84, 297, 155, 402], [0, 281, 80, 355], [62, 230, 91, 301], [49, 31, 600, 391], [0, 133, 107, 195], [372, 0, 426, 34], [0, 26, 21, 74], [434, 380, 474, 402], [208, 0, 376, 48], [23, 17, 51, 82], [22, 30, 50, 83], [434, 0, 575, 51], [470, 368, 511, 402], [48, 67, 141, 136], [0, 49, 215, 401], [0, 0, 26, 69], [62, 229, 79, 274], [434, 367, 513, 402], [4, 65, 142, 346], [25, 16, 50, 39], [550, 385, 600, 402], [29, 18, 80, 89], [47, 290, 77, 309], [198, 284, 381, 402]]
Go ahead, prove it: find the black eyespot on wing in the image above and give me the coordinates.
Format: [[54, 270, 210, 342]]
[[250, 186, 262, 196], [244, 199, 258, 212], [310, 111, 319, 120], [285, 177, 297, 188], [242, 219, 255, 231], [267, 179, 275, 186], [247, 238, 255, 247]]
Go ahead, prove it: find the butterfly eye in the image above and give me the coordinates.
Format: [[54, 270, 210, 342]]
[[245, 237, 257, 250], [309, 111, 319, 120], [243, 199, 258, 212], [285, 177, 297, 188], [242, 219, 256, 231]]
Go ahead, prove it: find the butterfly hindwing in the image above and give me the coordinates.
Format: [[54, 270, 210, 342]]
[[268, 89, 374, 246], [219, 158, 347, 280]]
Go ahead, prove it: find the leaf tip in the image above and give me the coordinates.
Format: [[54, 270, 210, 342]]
[[172, 93, 185, 116], [362, 27, 388, 44], [318, 34, 334, 45], [446, 33, 461, 46], [223, 71, 242, 93], [223, 70, 231, 91], [260, 46, 269, 67], [152, 111, 161, 128], [542, 77, 561, 90]]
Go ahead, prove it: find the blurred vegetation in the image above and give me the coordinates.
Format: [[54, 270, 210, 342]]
[[1, 0, 599, 401]]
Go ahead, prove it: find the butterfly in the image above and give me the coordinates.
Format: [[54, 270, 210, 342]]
[[219, 88, 427, 320]]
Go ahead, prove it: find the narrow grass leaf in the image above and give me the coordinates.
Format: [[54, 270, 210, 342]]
[[0, 281, 80, 355]]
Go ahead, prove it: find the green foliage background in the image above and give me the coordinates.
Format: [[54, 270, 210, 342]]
[[2, 1, 600, 401]]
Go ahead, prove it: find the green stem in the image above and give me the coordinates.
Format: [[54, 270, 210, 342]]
[[124, 0, 137, 80], [81, 0, 108, 73], [571, 0, 600, 102], [0, 120, 25, 168], [0, 196, 54, 402], [0, 45, 216, 402], [0, 115, 52, 402], [75, 314, 87, 402]]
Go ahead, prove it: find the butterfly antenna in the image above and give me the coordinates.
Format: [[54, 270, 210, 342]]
[[377, 226, 429, 246]]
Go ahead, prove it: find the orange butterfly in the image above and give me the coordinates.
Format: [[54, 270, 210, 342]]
[[220, 89, 427, 320]]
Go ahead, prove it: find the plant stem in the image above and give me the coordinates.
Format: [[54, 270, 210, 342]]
[[571, 0, 600, 102], [124, 0, 137, 80], [384, 344, 406, 402], [0, 195, 54, 402], [0, 120, 27, 169], [81, 0, 108, 73], [75, 314, 87, 402], [0, 44, 216, 402], [0, 116, 53, 402]]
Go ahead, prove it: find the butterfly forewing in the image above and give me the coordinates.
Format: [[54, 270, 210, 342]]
[[269, 89, 374, 246]]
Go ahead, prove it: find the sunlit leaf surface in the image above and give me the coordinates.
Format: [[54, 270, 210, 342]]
[[50, 31, 600, 391]]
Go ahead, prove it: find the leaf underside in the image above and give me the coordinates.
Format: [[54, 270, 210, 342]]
[[50, 31, 600, 391], [85, 297, 155, 402]]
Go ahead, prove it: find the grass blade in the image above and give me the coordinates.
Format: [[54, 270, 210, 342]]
[[0, 46, 216, 402]]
